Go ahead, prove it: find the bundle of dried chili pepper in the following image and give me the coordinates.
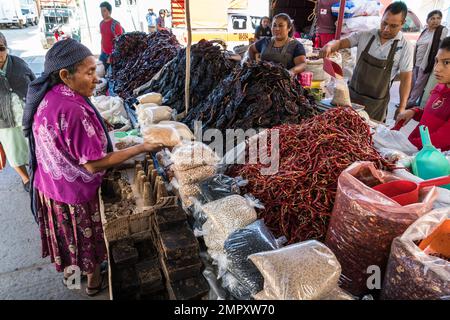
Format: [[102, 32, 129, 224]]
[[142, 39, 239, 113], [228, 107, 395, 244], [182, 61, 318, 133], [109, 30, 180, 99]]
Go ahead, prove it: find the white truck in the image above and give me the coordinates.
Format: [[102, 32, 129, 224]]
[[20, 0, 39, 26], [0, 0, 38, 28]]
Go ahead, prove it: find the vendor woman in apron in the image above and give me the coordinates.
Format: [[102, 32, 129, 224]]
[[320, 2, 414, 122], [248, 13, 307, 77]]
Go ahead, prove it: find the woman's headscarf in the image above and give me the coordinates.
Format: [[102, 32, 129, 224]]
[[23, 38, 113, 223]]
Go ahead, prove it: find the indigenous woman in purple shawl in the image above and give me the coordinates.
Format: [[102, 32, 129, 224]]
[[22, 39, 163, 297]]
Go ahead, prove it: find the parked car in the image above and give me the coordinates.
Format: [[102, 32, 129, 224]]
[[21, 7, 39, 26]]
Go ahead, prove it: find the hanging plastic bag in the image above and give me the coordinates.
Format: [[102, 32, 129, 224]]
[[249, 240, 342, 300], [381, 208, 450, 300], [325, 161, 438, 296]]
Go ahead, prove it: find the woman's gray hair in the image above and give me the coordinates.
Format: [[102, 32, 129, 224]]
[[0, 32, 7, 47]]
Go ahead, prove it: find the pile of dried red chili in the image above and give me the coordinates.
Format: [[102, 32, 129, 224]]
[[228, 107, 395, 244]]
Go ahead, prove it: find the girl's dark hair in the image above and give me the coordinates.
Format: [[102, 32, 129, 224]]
[[48, 62, 80, 88], [260, 16, 270, 27], [427, 10, 443, 22], [439, 36, 450, 51], [273, 13, 295, 38]]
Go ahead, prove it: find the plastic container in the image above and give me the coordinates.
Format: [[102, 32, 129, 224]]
[[412, 126, 450, 190], [373, 175, 450, 206]]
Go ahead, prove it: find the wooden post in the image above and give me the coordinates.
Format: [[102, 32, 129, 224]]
[[335, 0, 347, 41], [184, 0, 192, 115]]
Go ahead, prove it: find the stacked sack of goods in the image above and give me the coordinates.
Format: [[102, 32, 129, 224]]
[[136, 92, 195, 147], [164, 142, 221, 208], [332, 0, 382, 34]]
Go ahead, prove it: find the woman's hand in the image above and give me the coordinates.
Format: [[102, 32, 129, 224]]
[[396, 109, 416, 126], [141, 141, 164, 153]]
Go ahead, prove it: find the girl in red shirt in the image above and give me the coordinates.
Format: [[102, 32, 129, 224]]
[[396, 37, 450, 152]]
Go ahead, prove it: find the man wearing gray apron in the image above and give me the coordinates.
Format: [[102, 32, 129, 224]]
[[320, 1, 414, 122]]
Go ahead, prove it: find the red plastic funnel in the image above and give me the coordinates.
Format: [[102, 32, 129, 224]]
[[373, 175, 450, 206], [323, 58, 343, 79]]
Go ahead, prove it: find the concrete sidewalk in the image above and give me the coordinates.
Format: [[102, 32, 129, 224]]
[[0, 165, 108, 300]]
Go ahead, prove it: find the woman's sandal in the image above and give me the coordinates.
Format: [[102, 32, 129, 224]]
[[85, 272, 108, 297]]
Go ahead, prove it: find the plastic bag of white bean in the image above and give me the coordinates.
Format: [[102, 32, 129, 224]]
[[169, 141, 220, 171], [200, 195, 261, 254], [216, 220, 280, 300], [249, 240, 342, 300], [174, 165, 217, 185], [170, 178, 201, 208]]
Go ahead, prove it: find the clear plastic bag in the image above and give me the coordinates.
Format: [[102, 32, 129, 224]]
[[249, 240, 341, 300], [137, 92, 163, 105], [200, 195, 260, 253], [321, 288, 355, 300], [142, 124, 182, 147], [92, 95, 129, 125], [170, 141, 220, 171], [158, 121, 195, 141], [221, 220, 279, 298], [373, 124, 418, 155], [137, 105, 173, 126], [331, 78, 351, 107], [96, 60, 105, 78], [174, 165, 217, 185], [170, 178, 200, 208], [325, 161, 438, 296], [221, 272, 253, 300], [199, 174, 247, 203], [381, 208, 450, 300]]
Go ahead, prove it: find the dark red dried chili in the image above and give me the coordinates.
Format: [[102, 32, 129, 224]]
[[228, 107, 395, 244]]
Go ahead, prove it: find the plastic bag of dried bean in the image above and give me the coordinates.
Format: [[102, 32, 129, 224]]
[[249, 240, 342, 300], [200, 195, 260, 255], [218, 220, 279, 300], [174, 165, 217, 186], [199, 174, 247, 203], [169, 141, 220, 171], [170, 178, 201, 208], [325, 161, 438, 296], [381, 208, 450, 300]]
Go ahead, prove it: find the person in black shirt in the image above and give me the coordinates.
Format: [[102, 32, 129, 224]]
[[255, 16, 272, 40]]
